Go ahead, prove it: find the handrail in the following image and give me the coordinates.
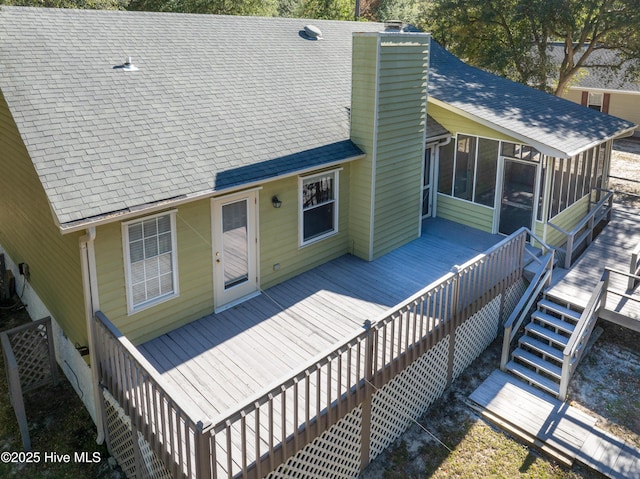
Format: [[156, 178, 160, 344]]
[[547, 189, 614, 269], [500, 250, 554, 371], [558, 272, 608, 401]]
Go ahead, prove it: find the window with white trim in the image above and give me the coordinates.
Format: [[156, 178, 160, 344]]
[[123, 211, 178, 313], [300, 170, 338, 245]]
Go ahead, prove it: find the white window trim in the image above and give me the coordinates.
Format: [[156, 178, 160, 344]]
[[299, 169, 341, 247], [122, 210, 179, 315]]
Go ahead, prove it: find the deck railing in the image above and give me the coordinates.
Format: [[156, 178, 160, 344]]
[[94, 228, 530, 479], [500, 229, 554, 371], [547, 189, 613, 269], [558, 267, 640, 400], [93, 311, 211, 479]]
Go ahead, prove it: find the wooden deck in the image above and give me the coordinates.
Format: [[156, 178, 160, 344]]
[[469, 370, 640, 478], [547, 204, 640, 319], [138, 218, 502, 422]]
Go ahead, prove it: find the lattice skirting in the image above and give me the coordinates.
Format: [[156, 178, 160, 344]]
[[501, 279, 528, 324], [368, 336, 450, 461], [264, 406, 363, 479], [452, 296, 501, 380], [102, 390, 172, 479]]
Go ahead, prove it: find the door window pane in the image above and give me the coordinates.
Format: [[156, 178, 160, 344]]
[[222, 200, 249, 289]]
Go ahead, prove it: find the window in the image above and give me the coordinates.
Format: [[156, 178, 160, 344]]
[[123, 211, 178, 313], [587, 92, 603, 111], [438, 134, 498, 207], [546, 143, 608, 219], [300, 170, 338, 245]]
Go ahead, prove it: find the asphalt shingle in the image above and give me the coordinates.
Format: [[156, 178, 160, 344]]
[[428, 41, 636, 158], [0, 7, 382, 226]]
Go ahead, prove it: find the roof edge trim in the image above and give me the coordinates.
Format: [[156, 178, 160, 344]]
[[428, 97, 571, 159]]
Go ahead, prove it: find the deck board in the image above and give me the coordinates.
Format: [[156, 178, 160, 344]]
[[138, 218, 503, 423], [470, 370, 640, 478], [547, 205, 640, 319]]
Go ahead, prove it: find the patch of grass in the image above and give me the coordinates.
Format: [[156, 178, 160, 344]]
[[423, 422, 599, 479], [0, 306, 119, 479]]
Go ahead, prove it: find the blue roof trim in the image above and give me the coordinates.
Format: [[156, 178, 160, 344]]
[[213, 140, 364, 190]]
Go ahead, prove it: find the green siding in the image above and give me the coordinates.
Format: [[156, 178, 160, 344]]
[[436, 195, 494, 233], [259, 169, 351, 289], [0, 91, 86, 344], [349, 34, 377, 260], [372, 35, 430, 259], [428, 102, 521, 142], [95, 200, 214, 344], [544, 195, 591, 247]]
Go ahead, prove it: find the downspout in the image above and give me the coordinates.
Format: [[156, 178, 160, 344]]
[[79, 227, 105, 444], [431, 134, 452, 219]]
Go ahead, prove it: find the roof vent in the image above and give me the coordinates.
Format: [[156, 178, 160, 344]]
[[122, 57, 138, 71], [302, 24, 323, 40], [384, 20, 404, 32]]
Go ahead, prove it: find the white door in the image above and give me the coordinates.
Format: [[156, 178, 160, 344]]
[[212, 191, 259, 312]]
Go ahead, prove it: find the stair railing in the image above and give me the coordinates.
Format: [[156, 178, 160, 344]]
[[547, 189, 614, 269], [500, 229, 555, 371], [558, 271, 609, 400]]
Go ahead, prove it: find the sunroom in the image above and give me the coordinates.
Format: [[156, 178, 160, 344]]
[[435, 134, 610, 238], [427, 41, 635, 259]]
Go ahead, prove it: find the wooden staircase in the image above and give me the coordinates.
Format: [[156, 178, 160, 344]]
[[504, 294, 583, 398]]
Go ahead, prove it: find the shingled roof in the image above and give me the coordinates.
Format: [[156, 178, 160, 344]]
[[428, 41, 636, 158], [548, 44, 640, 93], [0, 7, 383, 228]]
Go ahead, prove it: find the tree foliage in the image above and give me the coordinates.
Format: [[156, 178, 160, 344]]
[[424, 0, 640, 95], [126, 0, 278, 16], [295, 0, 355, 20]]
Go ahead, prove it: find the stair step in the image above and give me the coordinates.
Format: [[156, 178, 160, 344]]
[[531, 311, 576, 334], [525, 323, 570, 348], [537, 298, 582, 322], [512, 348, 562, 379], [518, 336, 563, 363], [506, 361, 560, 396]]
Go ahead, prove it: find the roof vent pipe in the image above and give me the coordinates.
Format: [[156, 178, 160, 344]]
[[123, 57, 138, 71], [384, 20, 404, 32]]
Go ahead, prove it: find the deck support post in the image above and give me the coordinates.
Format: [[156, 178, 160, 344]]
[[195, 421, 213, 479], [446, 266, 461, 387], [359, 327, 375, 472]]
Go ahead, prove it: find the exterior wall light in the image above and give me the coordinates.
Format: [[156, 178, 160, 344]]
[[272, 196, 282, 208]]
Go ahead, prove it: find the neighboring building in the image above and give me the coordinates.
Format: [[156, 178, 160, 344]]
[[550, 44, 640, 136], [0, 7, 635, 478]]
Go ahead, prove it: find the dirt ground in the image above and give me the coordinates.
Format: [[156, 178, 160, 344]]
[[360, 140, 640, 478], [609, 137, 640, 208]]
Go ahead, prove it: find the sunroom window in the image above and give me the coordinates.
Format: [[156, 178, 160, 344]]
[[123, 211, 178, 313], [439, 134, 498, 207], [300, 170, 339, 245]]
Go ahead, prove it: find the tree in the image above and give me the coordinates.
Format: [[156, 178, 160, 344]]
[[126, 0, 278, 16], [295, 0, 355, 20], [424, 0, 640, 95], [0, 0, 125, 8]]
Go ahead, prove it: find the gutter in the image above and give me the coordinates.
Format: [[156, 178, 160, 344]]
[[58, 153, 366, 235], [79, 227, 105, 445]]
